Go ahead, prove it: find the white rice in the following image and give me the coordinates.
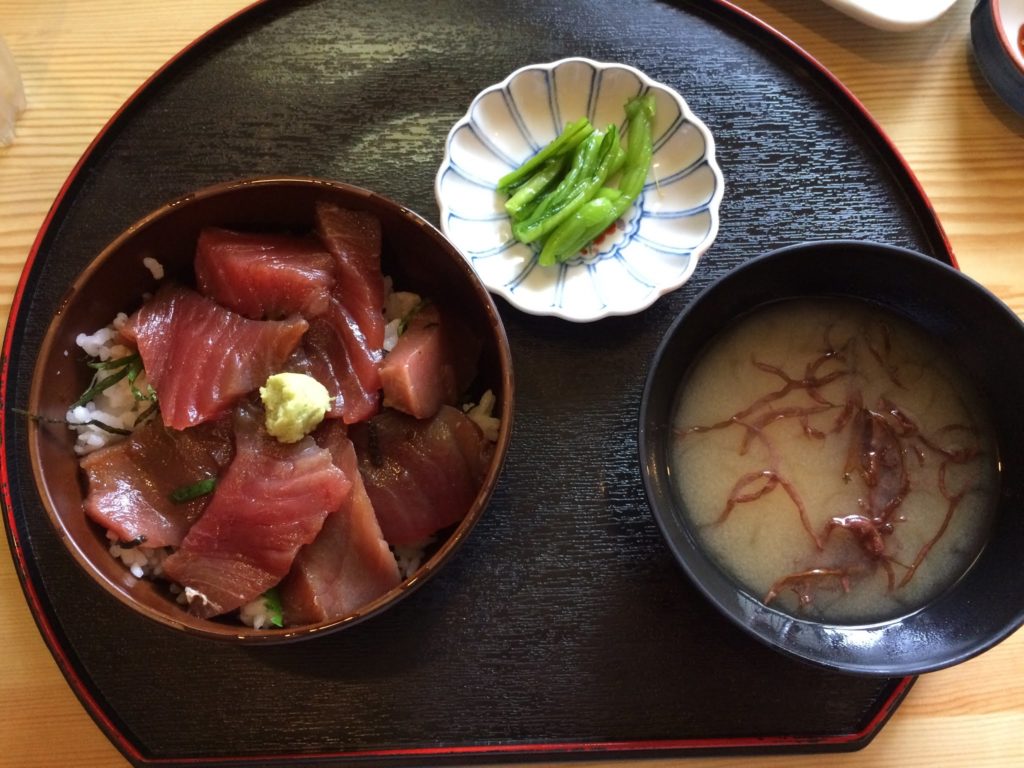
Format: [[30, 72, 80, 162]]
[[171, 584, 216, 614], [239, 593, 280, 629], [393, 537, 435, 579], [382, 318, 401, 353], [384, 290, 421, 322], [107, 531, 170, 579], [464, 389, 500, 443], [142, 256, 165, 280], [382, 290, 422, 353], [67, 314, 154, 455]]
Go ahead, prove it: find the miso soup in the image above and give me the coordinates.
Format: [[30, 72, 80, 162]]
[[670, 298, 999, 623]]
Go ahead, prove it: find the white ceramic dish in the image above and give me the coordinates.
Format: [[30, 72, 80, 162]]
[[972, 0, 1024, 116], [1000, 0, 1024, 70], [435, 58, 724, 322], [819, 0, 960, 31]]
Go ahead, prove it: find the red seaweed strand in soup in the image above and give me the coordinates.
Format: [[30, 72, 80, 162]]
[[670, 298, 998, 623]]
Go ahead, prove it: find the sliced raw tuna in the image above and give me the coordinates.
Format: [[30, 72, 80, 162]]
[[195, 227, 335, 319], [314, 201, 386, 349], [380, 303, 482, 419], [293, 296, 381, 424], [350, 406, 493, 546], [162, 406, 351, 619], [279, 421, 401, 624], [123, 284, 307, 430], [80, 416, 234, 549]]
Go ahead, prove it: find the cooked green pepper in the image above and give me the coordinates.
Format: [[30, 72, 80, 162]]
[[499, 93, 656, 265], [538, 190, 624, 266], [504, 156, 567, 219], [513, 125, 621, 245], [617, 92, 656, 201], [497, 116, 594, 192], [537, 94, 655, 265]]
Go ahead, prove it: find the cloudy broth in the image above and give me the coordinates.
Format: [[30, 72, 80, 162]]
[[670, 298, 998, 623]]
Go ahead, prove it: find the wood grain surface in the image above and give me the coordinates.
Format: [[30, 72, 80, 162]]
[[1, 0, 1022, 766]]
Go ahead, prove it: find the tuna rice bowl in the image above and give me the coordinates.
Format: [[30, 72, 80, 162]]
[[27, 179, 513, 640]]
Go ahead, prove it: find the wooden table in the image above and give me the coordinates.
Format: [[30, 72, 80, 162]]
[[1, 0, 1021, 765]]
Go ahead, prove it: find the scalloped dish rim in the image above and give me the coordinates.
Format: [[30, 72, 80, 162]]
[[434, 56, 725, 323]]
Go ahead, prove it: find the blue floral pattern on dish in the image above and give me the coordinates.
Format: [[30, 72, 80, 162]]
[[435, 57, 724, 322]]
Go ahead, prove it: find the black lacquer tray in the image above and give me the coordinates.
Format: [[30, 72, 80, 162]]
[[2, 0, 952, 764]]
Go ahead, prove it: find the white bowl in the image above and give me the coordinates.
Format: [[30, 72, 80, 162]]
[[972, 0, 1024, 117], [435, 58, 724, 322], [818, 0, 958, 31]]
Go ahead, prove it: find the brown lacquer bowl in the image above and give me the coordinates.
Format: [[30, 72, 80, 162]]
[[29, 178, 514, 642], [640, 240, 1024, 675]]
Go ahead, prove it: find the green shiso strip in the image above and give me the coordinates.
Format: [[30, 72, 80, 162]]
[[72, 354, 142, 408], [168, 477, 217, 504]]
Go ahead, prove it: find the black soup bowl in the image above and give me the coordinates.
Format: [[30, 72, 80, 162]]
[[639, 240, 1024, 676]]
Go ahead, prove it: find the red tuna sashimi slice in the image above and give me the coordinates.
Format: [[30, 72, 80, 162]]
[[279, 421, 401, 624], [350, 406, 493, 546], [123, 284, 307, 430], [162, 407, 351, 619], [195, 227, 335, 319], [80, 416, 234, 549], [314, 201, 386, 350], [380, 304, 482, 419], [294, 296, 381, 423]]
